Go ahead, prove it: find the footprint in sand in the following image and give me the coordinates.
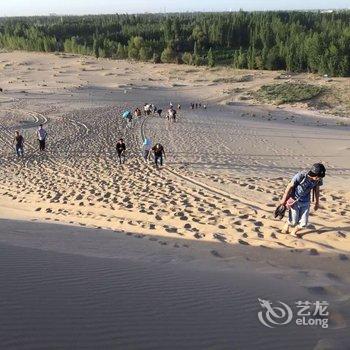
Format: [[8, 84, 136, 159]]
[[213, 233, 227, 243]]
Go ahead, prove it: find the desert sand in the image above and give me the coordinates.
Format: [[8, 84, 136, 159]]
[[0, 51, 349, 349]]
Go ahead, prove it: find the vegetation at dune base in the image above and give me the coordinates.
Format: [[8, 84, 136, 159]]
[[257, 83, 324, 104], [0, 11, 349, 76]]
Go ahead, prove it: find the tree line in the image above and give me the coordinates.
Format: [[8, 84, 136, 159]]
[[0, 11, 349, 76]]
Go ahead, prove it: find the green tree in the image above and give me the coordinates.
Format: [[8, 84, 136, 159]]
[[161, 46, 176, 63], [207, 48, 215, 67], [182, 52, 193, 65]]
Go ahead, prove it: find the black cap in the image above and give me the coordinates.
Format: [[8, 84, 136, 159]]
[[309, 163, 326, 178]]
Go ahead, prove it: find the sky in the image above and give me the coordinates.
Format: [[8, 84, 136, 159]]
[[0, 0, 349, 16]]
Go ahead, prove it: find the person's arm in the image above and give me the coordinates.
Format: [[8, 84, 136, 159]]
[[280, 182, 294, 205], [314, 185, 320, 211]]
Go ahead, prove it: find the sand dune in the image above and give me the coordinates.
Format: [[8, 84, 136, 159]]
[[1, 219, 349, 350], [0, 51, 349, 348]]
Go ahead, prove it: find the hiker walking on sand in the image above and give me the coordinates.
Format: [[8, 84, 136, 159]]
[[171, 108, 177, 122], [152, 143, 165, 168], [37, 124, 47, 151], [134, 108, 141, 118], [167, 107, 176, 121], [279, 163, 326, 237], [116, 138, 126, 164], [122, 110, 132, 127], [142, 137, 152, 162], [14, 130, 24, 157]]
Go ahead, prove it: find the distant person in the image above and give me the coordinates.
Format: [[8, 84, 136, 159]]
[[279, 163, 326, 237], [152, 143, 165, 168], [14, 131, 24, 157], [157, 109, 162, 117], [177, 104, 181, 110], [153, 105, 157, 114], [116, 138, 126, 164], [195, 103, 198, 109], [144, 104, 151, 116], [172, 108, 177, 122], [203, 104, 207, 109], [167, 108, 175, 121], [199, 103, 201, 108], [190, 103, 194, 109], [122, 110, 132, 127], [142, 137, 152, 162], [169, 102, 173, 108], [37, 124, 47, 151], [134, 108, 141, 117]]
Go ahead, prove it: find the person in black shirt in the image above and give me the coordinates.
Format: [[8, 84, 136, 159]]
[[14, 131, 24, 157], [152, 143, 165, 168], [116, 138, 126, 164]]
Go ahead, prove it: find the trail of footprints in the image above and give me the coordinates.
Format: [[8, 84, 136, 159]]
[[0, 103, 349, 257]]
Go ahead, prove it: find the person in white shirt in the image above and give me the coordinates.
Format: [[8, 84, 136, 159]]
[[142, 137, 152, 162], [37, 124, 47, 151]]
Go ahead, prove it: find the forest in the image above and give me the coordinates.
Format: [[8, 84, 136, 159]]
[[0, 11, 349, 76]]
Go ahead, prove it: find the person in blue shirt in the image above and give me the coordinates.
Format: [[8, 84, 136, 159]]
[[279, 163, 326, 237]]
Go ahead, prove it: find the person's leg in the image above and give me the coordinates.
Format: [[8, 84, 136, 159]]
[[42, 140, 46, 151], [155, 155, 159, 167], [291, 203, 310, 236], [16, 145, 20, 157], [285, 204, 299, 233], [281, 222, 290, 234], [159, 155, 163, 166], [117, 153, 122, 164]]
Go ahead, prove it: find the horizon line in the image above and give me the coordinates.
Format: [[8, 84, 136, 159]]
[[1, 8, 350, 18]]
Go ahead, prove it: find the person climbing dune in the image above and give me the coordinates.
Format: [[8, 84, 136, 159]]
[[116, 138, 126, 164], [152, 143, 165, 168], [37, 124, 47, 151], [279, 163, 326, 237], [142, 137, 152, 162], [14, 131, 24, 157]]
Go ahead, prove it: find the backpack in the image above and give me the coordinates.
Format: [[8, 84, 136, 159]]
[[291, 171, 319, 204]]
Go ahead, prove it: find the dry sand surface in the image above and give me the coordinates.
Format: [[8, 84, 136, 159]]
[[0, 51, 350, 349]]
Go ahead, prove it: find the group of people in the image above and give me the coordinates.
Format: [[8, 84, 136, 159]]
[[115, 137, 165, 169], [9, 104, 327, 239], [118, 102, 179, 167], [190, 102, 206, 110], [13, 124, 47, 158], [122, 102, 181, 127]]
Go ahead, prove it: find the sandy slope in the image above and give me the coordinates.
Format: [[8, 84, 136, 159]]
[[0, 219, 349, 350], [0, 51, 350, 348]]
